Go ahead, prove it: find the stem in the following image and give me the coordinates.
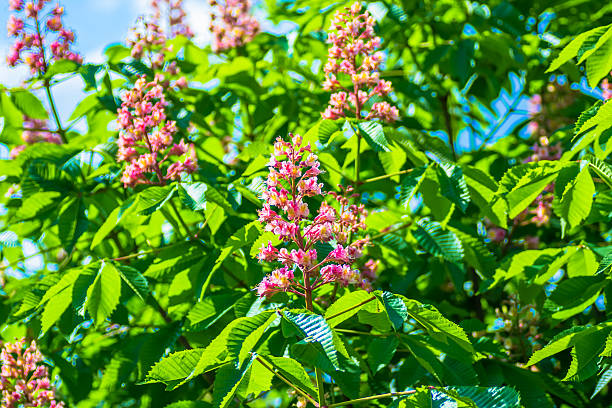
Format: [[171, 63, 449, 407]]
[[169, 199, 192, 238], [43, 80, 67, 144], [256, 356, 319, 407], [326, 296, 376, 321], [33, 14, 67, 145], [327, 390, 418, 407], [359, 169, 414, 185], [439, 94, 456, 162], [371, 221, 412, 241], [304, 276, 326, 407]]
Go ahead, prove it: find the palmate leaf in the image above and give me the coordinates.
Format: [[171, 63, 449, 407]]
[[283, 310, 339, 369], [10, 90, 48, 120], [152, 312, 276, 389], [40, 264, 98, 334], [187, 291, 245, 331], [436, 163, 470, 212], [412, 219, 463, 263]]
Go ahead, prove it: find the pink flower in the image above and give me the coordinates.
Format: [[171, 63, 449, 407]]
[[7, 15, 23, 37], [5, 1, 81, 75], [116, 76, 197, 187], [209, 0, 259, 52], [9, 0, 24, 11], [322, 2, 399, 122], [255, 135, 377, 298], [0, 339, 65, 408]]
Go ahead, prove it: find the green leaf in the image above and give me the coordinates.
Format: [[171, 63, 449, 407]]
[[527, 323, 612, 367], [90, 197, 138, 249], [179, 182, 208, 211], [358, 121, 391, 152], [593, 363, 612, 399], [226, 311, 276, 365], [597, 249, 612, 274], [10, 90, 47, 119], [553, 165, 595, 228], [145, 349, 204, 387], [399, 166, 427, 209], [115, 264, 149, 300], [86, 262, 122, 325], [303, 119, 342, 145], [137, 185, 177, 215], [584, 154, 612, 189], [46, 59, 80, 77], [165, 402, 213, 408], [412, 219, 464, 263], [325, 290, 377, 327], [547, 25, 610, 72], [545, 276, 607, 320], [187, 292, 244, 330], [403, 298, 474, 354], [212, 357, 253, 408], [449, 386, 521, 408], [367, 336, 399, 373], [236, 358, 274, 399], [503, 163, 561, 219], [436, 163, 470, 212], [586, 37, 612, 87], [264, 356, 318, 397], [57, 197, 88, 253], [283, 310, 339, 369], [379, 291, 408, 330]]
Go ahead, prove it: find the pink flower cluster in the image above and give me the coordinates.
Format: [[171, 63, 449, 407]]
[[117, 76, 197, 187], [209, 0, 260, 52], [10, 116, 62, 159], [255, 134, 378, 298], [322, 2, 399, 122], [7, 0, 82, 75], [127, 2, 190, 89], [151, 0, 194, 39], [0, 338, 64, 408]]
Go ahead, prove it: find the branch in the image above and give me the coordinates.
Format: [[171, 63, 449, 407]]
[[327, 390, 418, 407]]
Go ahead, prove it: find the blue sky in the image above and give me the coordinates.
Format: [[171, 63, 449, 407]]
[[0, 0, 216, 121]]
